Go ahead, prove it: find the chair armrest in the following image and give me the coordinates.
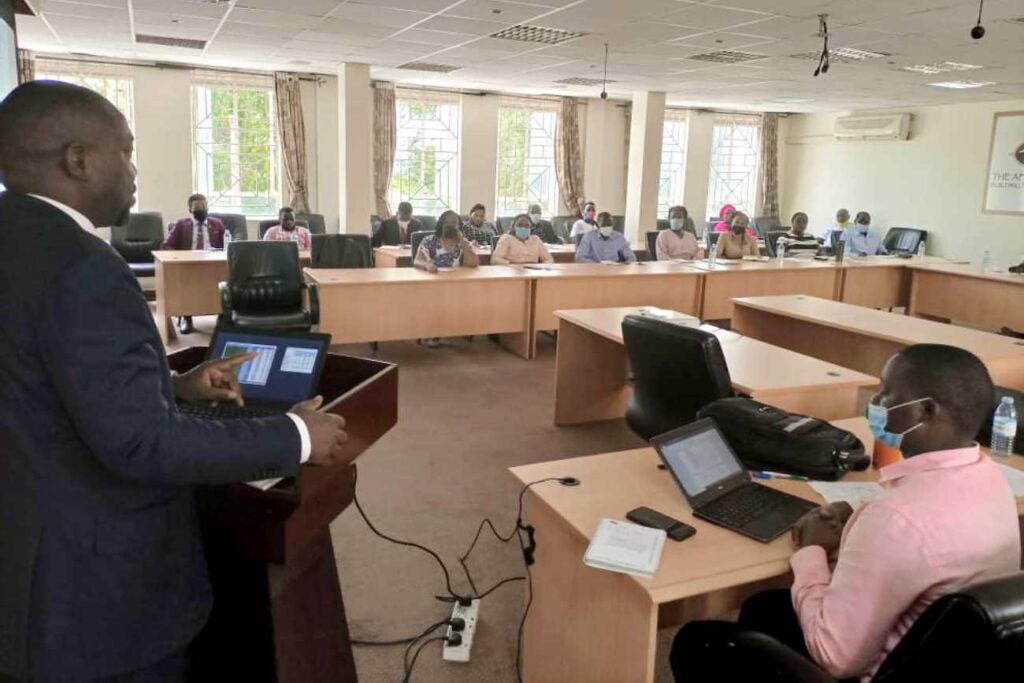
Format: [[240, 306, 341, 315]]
[[218, 282, 233, 315], [306, 282, 320, 326], [732, 632, 837, 683]]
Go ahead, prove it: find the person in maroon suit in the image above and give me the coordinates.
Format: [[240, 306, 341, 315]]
[[162, 193, 226, 333]]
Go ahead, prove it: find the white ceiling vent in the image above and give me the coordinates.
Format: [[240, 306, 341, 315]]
[[834, 113, 911, 141]]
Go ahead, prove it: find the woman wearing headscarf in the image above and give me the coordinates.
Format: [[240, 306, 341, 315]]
[[569, 201, 598, 240], [712, 203, 756, 237]]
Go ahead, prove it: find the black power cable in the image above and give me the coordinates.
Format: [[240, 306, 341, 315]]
[[402, 635, 450, 683]]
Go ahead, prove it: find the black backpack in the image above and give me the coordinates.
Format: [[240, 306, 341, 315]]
[[698, 398, 869, 481]]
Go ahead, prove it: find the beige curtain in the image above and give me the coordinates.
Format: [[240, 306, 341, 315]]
[[554, 96, 586, 215], [758, 112, 779, 221], [16, 49, 34, 84], [372, 81, 396, 218], [274, 73, 310, 213]]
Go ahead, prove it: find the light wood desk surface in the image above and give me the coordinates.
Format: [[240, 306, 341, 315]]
[[553, 307, 877, 425], [732, 295, 1024, 389], [907, 261, 1024, 332], [511, 417, 1024, 683], [153, 249, 311, 344]]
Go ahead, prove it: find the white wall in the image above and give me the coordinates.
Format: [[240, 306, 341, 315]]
[[682, 110, 715, 227], [781, 99, 1024, 265], [583, 98, 627, 215], [459, 93, 499, 215], [313, 76, 339, 232]]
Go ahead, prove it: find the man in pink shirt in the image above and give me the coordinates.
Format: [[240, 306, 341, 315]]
[[262, 207, 311, 250], [670, 344, 1019, 682]]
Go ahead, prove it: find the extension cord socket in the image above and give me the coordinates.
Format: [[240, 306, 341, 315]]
[[442, 599, 479, 663]]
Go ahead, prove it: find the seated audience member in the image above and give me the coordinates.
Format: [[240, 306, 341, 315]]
[[670, 344, 1019, 682], [263, 207, 311, 249], [491, 214, 554, 265], [576, 212, 636, 264], [569, 201, 598, 239], [415, 210, 479, 272], [373, 201, 420, 247], [819, 207, 852, 240], [841, 211, 888, 256], [712, 203, 755, 236], [462, 203, 498, 245], [527, 203, 560, 244], [779, 212, 821, 255], [162, 193, 225, 334], [656, 205, 699, 261], [715, 212, 759, 259]]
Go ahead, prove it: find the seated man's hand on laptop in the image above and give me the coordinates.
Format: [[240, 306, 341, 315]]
[[292, 396, 349, 466], [173, 352, 256, 407], [792, 502, 853, 558]]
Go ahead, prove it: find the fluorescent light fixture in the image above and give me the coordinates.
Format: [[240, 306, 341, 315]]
[[901, 61, 983, 74], [927, 80, 995, 89], [829, 47, 890, 61]]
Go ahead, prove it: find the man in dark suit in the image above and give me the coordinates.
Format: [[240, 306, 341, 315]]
[[0, 81, 350, 682], [371, 200, 421, 247], [527, 203, 561, 244], [162, 194, 226, 334]]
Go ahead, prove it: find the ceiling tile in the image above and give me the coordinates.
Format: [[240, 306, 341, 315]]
[[444, 0, 558, 24], [131, 0, 230, 19], [672, 31, 778, 50], [417, 15, 511, 35], [235, 0, 342, 17], [660, 3, 777, 31]]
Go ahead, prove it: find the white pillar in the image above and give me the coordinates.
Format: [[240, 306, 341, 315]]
[[338, 63, 373, 234], [584, 98, 627, 215], [458, 94, 499, 215], [682, 110, 715, 233], [623, 91, 665, 242]]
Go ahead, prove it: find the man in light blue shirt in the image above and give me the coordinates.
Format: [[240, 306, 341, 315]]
[[575, 213, 637, 263], [840, 211, 887, 256]]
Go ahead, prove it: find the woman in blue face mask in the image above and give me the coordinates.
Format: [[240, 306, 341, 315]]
[[655, 205, 698, 261], [490, 214, 554, 266]]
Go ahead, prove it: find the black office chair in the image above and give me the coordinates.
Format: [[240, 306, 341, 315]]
[[753, 216, 781, 238], [715, 572, 1024, 683], [111, 211, 164, 279], [295, 213, 327, 235], [409, 230, 434, 262], [656, 218, 670, 231], [413, 215, 437, 234], [209, 213, 248, 241], [310, 234, 372, 269], [645, 231, 660, 261], [218, 241, 318, 330], [551, 216, 574, 244], [707, 232, 722, 249], [764, 230, 789, 258], [612, 215, 626, 233], [497, 216, 517, 234], [884, 227, 928, 254], [370, 214, 382, 235], [621, 315, 734, 440]]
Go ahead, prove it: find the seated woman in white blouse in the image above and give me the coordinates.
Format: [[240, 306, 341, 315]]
[[569, 201, 598, 240]]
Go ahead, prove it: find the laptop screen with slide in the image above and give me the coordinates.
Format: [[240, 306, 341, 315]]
[[208, 328, 330, 406], [652, 419, 751, 507]]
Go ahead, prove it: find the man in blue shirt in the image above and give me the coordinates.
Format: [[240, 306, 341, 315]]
[[575, 213, 636, 263], [840, 211, 887, 256]]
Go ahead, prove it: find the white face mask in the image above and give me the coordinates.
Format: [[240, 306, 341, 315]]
[[529, 212, 541, 223], [669, 218, 685, 231], [599, 226, 614, 238], [858, 223, 870, 233]]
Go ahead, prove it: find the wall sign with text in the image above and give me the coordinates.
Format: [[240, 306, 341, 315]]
[[983, 111, 1024, 215]]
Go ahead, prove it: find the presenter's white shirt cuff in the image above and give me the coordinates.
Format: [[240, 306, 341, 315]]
[[286, 413, 312, 463]]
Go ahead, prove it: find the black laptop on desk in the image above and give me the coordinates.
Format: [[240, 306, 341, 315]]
[[177, 327, 331, 420], [650, 419, 817, 542]]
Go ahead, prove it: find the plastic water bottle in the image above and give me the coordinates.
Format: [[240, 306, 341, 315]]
[[981, 250, 992, 272], [708, 243, 718, 268], [776, 238, 786, 265], [223, 229, 232, 251], [916, 240, 925, 260], [991, 397, 1017, 455]]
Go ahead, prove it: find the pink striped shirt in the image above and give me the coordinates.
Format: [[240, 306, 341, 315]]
[[263, 225, 311, 250], [790, 445, 1020, 681]]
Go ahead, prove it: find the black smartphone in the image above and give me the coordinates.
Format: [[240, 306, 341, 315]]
[[626, 506, 696, 542]]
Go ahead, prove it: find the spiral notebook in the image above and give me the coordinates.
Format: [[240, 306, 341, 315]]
[[583, 519, 666, 578]]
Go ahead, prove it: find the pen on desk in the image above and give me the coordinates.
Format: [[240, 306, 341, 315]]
[[752, 471, 810, 481]]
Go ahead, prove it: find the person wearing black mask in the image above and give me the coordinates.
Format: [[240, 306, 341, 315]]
[[161, 193, 226, 333], [715, 211, 759, 259]]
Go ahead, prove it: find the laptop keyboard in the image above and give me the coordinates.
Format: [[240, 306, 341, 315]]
[[701, 484, 785, 528], [177, 403, 281, 420]]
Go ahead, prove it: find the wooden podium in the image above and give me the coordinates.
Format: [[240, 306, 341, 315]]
[[167, 348, 398, 683]]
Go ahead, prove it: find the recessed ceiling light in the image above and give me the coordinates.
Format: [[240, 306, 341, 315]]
[[927, 80, 996, 89], [789, 47, 889, 63], [554, 77, 615, 86], [397, 62, 462, 73], [901, 61, 983, 74], [688, 50, 767, 64], [490, 25, 586, 45]]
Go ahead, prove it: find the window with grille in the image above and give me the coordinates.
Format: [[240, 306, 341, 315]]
[[495, 98, 559, 217], [657, 109, 688, 218], [36, 59, 135, 131], [706, 113, 761, 216], [192, 74, 280, 217], [389, 89, 460, 216]]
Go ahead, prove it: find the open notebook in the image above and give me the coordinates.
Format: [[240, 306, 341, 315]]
[[584, 519, 666, 578]]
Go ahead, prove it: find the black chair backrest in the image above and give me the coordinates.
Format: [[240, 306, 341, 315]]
[[826, 229, 843, 251], [296, 213, 326, 235], [884, 227, 927, 254], [621, 315, 733, 440], [551, 216, 574, 243], [370, 214, 383, 237], [873, 572, 1024, 682], [258, 218, 309, 239], [111, 211, 164, 263], [656, 218, 670, 231], [409, 230, 434, 261], [707, 232, 721, 248], [765, 230, 789, 258], [705, 219, 718, 235], [311, 234, 372, 269], [413, 215, 437, 234], [226, 241, 303, 313], [645, 231, 660, 261], [612, 215, 625, 233], [209, 213, 248, 241], [497, 216, 517, 234], [753, 216, 781, 238]]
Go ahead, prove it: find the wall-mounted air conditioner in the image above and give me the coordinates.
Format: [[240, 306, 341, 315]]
[[834, 113, 912, 141]]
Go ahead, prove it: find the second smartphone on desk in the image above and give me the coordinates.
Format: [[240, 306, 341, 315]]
[[626, 506, 697, 542]]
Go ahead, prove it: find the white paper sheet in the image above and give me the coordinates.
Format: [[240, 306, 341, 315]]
[[809, 481, 884, 509]]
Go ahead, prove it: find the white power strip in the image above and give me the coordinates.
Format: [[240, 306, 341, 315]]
[[442, 599, 480, 663]]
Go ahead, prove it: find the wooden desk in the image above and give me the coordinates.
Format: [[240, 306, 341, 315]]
[[511, 418, 1024, 683], [304, 266, 535, 358], [732, 295, 1024, 390], [553, 307, 877, 425], [153, 249, 311, 345], [684, 259, 839, 320], [907, 262, 1024, 331], [834, 256, 912, 309]]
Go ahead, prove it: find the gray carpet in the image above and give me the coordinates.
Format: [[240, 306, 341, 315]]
[[167, 317, 686, 682]]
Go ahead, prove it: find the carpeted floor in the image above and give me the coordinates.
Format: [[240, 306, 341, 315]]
[[168, 317, 686, 683]]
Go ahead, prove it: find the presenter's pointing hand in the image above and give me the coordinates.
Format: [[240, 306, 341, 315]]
[[174, 352, 255, 406]]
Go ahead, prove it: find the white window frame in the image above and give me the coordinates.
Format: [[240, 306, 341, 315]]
[[706, 113, 762, 217], [495, 96, 560, 218], [657, 108, 689, 218], [389, 88, 461, 216]]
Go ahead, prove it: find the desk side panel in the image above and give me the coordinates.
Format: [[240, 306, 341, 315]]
[[909, 269, 1024, 331], [702, 269, 838, 321]]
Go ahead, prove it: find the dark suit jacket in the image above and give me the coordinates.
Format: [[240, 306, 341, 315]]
[[0, 193, 300, 680], [161, 216, 225, 250], [371, 216, 421, 248], [531, 219, 560, 244]]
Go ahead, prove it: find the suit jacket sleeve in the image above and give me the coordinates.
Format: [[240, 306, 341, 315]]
[[37, 248, 301, 485], [161, 220, 183, 250]]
